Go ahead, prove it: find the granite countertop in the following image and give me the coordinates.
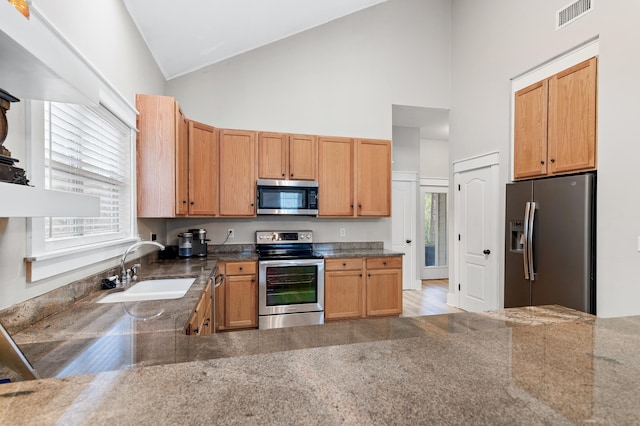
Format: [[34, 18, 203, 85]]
[[2, 305, 640, 424], [315, 248, 403, 258], [3, 252, 640, 424]]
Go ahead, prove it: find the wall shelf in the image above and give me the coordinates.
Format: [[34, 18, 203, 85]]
[[0, 1, 98, 105], [0, 182, 100, 217]]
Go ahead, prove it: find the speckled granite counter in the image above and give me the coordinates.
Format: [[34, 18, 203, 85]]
[[3, 304, 640, 424], [2, 245, 639, 424]]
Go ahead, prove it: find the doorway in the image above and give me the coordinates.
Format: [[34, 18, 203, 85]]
[[420, 180, 448, 280]]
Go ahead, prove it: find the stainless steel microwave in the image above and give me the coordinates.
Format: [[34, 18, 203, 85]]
[[256, 179, 319, 215]]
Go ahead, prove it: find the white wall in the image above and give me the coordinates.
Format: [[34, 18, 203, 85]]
[[392, 126, 421, 172], [420, 138, 448, 178], [0, 0, 165, 309], [450, 0, 640, 317], [166, 0, 451, 138]]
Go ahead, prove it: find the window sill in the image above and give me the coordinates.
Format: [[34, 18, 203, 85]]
[[24, 237, 139, 282]]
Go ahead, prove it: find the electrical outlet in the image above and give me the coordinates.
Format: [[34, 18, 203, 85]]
[[228, 229, 235, 239], [339, 228, 346, 237], [150, 232, 157, 241]]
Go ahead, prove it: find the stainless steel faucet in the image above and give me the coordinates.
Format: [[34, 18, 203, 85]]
[[120, 241, 165, 286]]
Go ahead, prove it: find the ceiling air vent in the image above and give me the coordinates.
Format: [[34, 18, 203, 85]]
[[556, 0, 593, 30]]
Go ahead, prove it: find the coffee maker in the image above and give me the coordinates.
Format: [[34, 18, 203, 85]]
[[188, 228, 209, 257]]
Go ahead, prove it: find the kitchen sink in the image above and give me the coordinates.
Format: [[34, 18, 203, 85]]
[[97, 278, 196, 303]]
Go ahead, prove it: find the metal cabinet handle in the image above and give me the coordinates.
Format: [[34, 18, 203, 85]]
[[523, 202, 531, 280]]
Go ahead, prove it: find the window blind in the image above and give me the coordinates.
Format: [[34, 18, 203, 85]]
[[44, 102, 131, 247]]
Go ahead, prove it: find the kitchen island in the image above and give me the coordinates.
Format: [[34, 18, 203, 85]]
[[2, 254, 640, 424]]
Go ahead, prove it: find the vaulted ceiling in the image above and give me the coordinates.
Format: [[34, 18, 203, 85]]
[[122, 0, 386, 80]]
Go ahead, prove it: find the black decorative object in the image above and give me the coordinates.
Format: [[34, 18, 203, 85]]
[[0, 88, 29, 185]]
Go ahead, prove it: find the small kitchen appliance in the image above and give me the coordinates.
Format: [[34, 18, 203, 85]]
[[256, 230, 324, 329], [177, 232, 193, 257], [188, 228, 209, 257]]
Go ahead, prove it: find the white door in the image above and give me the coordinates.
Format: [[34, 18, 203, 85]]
[[456, 166, 498, 312], [392, 174, 419, 290]]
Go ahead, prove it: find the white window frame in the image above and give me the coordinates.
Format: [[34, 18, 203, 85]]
[[25, 91, 139, 282]]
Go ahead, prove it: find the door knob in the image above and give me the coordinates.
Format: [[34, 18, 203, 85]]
[[483, 249, 491, 255], [406, 240, 412, 244]]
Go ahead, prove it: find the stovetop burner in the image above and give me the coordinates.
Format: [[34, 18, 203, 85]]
[[256, 231, 323, 260]]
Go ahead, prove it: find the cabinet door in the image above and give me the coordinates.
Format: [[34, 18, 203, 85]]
[[215, 264, 226, 332], [356, 139, 391, 216], [175, 104, 189, 215], [258, 132, 288, 179], [366, 268, 402, 317], [136, 94, 180, 218], [289, 134, 317, 180], [219, 129, 257, 216], [188, 121, 218, 216], [548, 57, 597, 175], [318, 136, 355, 217], [225, 274, 257, 329], [325, 270, 364, 320], [514, 80, 548, 179]]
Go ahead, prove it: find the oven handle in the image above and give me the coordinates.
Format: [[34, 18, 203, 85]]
[[258, 258, 325, 267]]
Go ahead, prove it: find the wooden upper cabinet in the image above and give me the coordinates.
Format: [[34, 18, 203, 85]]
[[188, 120, 218, 216], [219, 129, 257, 216], [318, 136, 355, 217], [548, 57, 597, 175], [136, 94, 187, 218], [514, 80, 548, 179], [258, 132, 317, 180], [356, 139, 391, 216], [513, 56, 597, 180], [258, 132, 288, 179], [289, 134, 317, 180]]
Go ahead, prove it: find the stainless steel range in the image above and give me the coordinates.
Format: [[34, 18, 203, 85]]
[[256, 231, 324, 329]]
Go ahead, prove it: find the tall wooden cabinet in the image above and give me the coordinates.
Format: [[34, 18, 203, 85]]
[[187, 120, 218, 216], [136, 94, 188, 217], [258, 133, 317, 180], [318, 137, 391, 217], [219, 129, 257, 216], [514, 57, 597, 180]]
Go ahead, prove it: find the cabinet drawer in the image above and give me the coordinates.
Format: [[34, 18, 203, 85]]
[[325, 258, 363, 271], [366, 256, 402, 270], [225, 261, 256, 275]]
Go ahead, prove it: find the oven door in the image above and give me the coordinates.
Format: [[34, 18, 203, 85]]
[[258, 258, 324, 316]]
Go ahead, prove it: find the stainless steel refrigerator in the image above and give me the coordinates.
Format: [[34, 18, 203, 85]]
[[504, 173, 596, 314]]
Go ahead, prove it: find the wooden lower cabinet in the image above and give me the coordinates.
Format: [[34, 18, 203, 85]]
[[186, 280, 212, 336], [325, 258, 365, 319], [325, 256, 402, 320], [366, 258, 402, 317], [215, 261, 258, 331]]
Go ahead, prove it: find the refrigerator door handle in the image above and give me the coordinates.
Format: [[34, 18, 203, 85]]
[[523, 202, 531, 280], [527, 202, 536, 281]]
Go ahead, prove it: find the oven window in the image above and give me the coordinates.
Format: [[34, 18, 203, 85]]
[[261, 188, 306, 209], [265, 265, 318, 306]]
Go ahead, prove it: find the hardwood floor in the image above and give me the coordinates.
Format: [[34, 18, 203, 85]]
[[401, 279, 463, 317]]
